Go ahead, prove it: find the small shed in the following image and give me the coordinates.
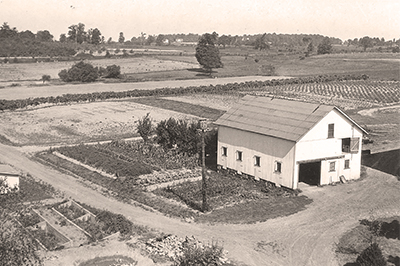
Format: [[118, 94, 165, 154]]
[[0, 164, 20, 193], [214, 95, 368, 189]]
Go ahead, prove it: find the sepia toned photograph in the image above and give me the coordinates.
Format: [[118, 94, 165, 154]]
[[0, 0, 399, 265]]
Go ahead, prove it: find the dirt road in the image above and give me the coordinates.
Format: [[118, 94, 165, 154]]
[[1, 142, 399, 266], [0, 76, 290, 100]]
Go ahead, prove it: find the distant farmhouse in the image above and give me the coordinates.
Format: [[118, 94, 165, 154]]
[[0, 164, 20, 193], [214, 96, 367, 189]]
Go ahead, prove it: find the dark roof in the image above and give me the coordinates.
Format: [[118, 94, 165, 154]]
[[215, 95, 358, 142], [0, 165, 19, 176]]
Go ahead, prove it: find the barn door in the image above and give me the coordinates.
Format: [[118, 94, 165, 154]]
[[350, 138, 360, 153]]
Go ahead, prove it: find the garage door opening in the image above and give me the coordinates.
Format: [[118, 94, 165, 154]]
[[299, 161, 321, 186]]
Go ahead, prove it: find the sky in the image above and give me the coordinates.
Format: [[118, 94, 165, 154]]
[[0, 0, 399, 41]]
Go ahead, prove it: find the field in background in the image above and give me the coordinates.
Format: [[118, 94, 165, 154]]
[[0, 57, 198, 82], [0, 47, 398, 86]]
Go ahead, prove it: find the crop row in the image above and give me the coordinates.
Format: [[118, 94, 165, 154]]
[[56, 144, 154, 178], [258, 81, 399, 104], [0, 74, 370, 111], [55, 141, 199, 180]]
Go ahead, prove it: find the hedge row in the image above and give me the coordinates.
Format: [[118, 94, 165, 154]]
[[0, 74, 369, 111]]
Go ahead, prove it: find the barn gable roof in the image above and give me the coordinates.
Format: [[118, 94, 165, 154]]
[[214, 95, 366, 142]]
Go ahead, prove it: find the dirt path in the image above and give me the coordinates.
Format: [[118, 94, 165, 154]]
[[1, 142, 399, 265], [0, 76, 290, 101]]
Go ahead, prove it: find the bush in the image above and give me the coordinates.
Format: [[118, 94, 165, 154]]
[[103, 64, 121, 78], [58, 61, 99, 82], [41, 74, 51, 83], [155, 118, 201, 156], [96, 210, 133, 236], [356, 243, 387, 266], [174, 241, 225, 266], [137, 113, 153, 142]]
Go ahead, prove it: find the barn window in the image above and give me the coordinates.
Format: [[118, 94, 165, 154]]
[[222, 147, 227, 157], [274, 161, 282, 173], [342, 138, 351, 153], [329, 161, 336, 172], [236, 151, 243, 161], [254, 156, 261, 167], [328, 123, 335, 138], [344, 159, 350, 169]]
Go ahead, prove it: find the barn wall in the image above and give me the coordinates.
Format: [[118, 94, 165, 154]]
[[294, 109, 363, 187], [0, 174, 19, 192], [218, 126, 296, 188]]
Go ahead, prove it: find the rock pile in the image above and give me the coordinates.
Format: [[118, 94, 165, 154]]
[[145, 234, 229, 264]]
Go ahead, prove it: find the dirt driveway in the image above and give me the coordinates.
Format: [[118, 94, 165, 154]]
[[1, 142, 399, 266], [0, 76, 289, 100]]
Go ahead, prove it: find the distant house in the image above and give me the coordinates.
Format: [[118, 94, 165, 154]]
[[214, 96, 367, 189], [0, 164, 20, 193]]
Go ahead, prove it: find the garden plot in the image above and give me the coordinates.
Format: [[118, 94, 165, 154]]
[[0, 101, 198, 146]]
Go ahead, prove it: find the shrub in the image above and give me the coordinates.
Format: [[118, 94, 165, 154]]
[[356, 243, 387, 266], [96, 210, 133, 236], [103, 64, 121, 78], [174, 241, 225, 266], [41, 74, 51, 83], [155, 118, 201, 156], [137, 113, 153, 142], [58, 61, 99, 82]]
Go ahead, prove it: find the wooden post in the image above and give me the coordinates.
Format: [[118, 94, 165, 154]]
[[199, 119, 208, 212]]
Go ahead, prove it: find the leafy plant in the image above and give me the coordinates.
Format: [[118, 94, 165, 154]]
[[174, 241, 225, 266], [103, 64, 121, 78], [355, 243, 387, 266], [58, 61, 99, 82], [137, 113, 153, 142]]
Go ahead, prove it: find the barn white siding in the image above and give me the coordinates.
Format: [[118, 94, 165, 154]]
[[294, 109, 364, 188], [218, 126, 296, 188]]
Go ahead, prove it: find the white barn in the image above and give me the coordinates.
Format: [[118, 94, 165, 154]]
[[214, 95, 368, 189], [0, 164, 20, 193]]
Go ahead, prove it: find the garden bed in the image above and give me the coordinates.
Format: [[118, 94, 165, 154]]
[[153, 170, 313, 223]]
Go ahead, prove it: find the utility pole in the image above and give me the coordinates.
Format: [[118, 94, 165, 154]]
[[199, 119, 208, 212]]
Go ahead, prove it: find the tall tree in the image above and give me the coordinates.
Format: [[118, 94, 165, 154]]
[[359, 36, 373, 52], [36, 30, 53, 42], [88, 28, 102, 45], [0, 22, 18, 39], [19, 30, 35, 40], [218, 35, 231, 48], [317, 37, 333, 54], [67, 23, 86, 44], [195, 32, 223, 75], [59, 33, 67, 43], [155, 34, 165, 46], [118, 32, 125, 44], [146, 35, 155, 45], [254, 33, 270, 50]]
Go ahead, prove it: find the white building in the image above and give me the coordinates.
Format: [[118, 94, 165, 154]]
[[214, 95, 367, 189], [0, 164, 20, 193]]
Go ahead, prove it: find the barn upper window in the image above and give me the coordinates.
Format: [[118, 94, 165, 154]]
[[328, 123, 335, 138], [236, 151, 243, 161], [342, 138, 360, 153], [222, 147, 227, 157], [254, 156, 261, 167], [274, 161, 282, 173]]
